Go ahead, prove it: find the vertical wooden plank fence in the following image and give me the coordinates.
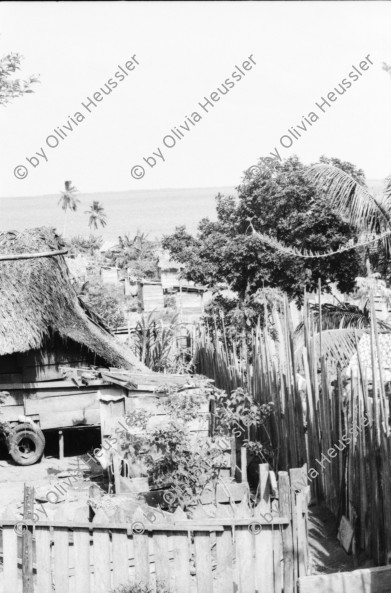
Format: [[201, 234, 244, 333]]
[[195, 296, 391, 566], [0, 468, 309, 593]]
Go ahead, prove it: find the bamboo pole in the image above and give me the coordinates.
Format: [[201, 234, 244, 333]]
[[0, 248, 68, 261]]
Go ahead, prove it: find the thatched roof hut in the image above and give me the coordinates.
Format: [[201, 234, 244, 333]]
[[0, 228, 145, 372]]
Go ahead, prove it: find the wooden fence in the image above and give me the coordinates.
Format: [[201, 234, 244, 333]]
[[298, 565, 391, 593], [0, 468, 309, 593], [195, 293, 391, 566]]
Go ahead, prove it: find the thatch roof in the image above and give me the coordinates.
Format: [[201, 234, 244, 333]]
[[0, 228, 146, 370]]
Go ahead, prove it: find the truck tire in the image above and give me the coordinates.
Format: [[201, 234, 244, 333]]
[[8, 424, 45, 465]]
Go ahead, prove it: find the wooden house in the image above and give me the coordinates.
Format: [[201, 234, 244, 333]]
[[175, 285, 207, 315], [157, 250, 182, 291], [101, 266, 121, 285], [0, 228, 147, 465], [138, 281, 164, 312]]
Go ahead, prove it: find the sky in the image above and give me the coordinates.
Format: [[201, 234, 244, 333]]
[[0, 1, 390, 198]]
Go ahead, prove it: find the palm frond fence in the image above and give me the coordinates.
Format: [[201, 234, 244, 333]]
[[194, 294, 391, 565]]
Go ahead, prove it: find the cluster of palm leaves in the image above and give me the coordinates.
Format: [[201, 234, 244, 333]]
[[294, 296, 391, 367], [129, 312, 191, 373], [114, 231, 159, 279], [85, 200, 107, 230], [69, 234, 103, 255]]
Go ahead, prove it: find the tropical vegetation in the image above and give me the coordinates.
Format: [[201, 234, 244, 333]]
[[0, 51, 39, 105], [162, 156, 364, 306], [85, 200, 108, 230], [58, 180, 80, 235]]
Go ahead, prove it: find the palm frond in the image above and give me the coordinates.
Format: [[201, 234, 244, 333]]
[[378, 175, 391, 218], [316, 328, 364, 367], [306, 164, 391, 232], [295, 302, 391, 337], [251, 226, 391, 259], [295, 327, 365, 368], [310, 303, 371, 332]]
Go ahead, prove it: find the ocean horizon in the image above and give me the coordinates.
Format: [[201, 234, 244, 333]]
[[0, 186, 236, 240], [1, 179, 383, 240]]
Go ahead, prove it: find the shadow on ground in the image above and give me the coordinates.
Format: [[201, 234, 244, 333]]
[[308, 504, 355, 574]]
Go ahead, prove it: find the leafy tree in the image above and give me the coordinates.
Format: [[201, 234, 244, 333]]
[[58, 180, 80, 236], [0, 52, 39, 106], [85, 200, 107, 230], [163, 156, 363, 305], [82, 279, 125, 329], [318, 155, 366, 185], [111, 231, 159, 280]]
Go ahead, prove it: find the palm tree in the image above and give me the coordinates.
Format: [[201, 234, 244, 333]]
[[250, 163, 391, 365], [133, 230, 148, 256], [256, 65, 391, 259], [85, 201, 107, 231], [58, 180, 80, 236], [295, 292, 391, 367], [252, 167, 391, 260]]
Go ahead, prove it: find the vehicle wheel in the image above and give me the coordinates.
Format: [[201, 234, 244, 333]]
[[8, 424, 45, 465]]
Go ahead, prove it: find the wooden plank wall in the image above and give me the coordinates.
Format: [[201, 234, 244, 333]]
[[0, 468, 309, 593], [0, 336, 105, 384], [0, 522, 296, 593], [298, 565, 391, 593]]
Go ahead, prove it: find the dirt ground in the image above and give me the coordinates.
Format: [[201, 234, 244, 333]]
[[308, 504, 356, 574], [0, 452, 102, 522]]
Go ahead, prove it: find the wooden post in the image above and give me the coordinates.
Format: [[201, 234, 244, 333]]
[[58, 430, 64, 460], [113, 453, 121, 494], [258, 463, 270, 512], [296, 492, 307, 577], [279, 471, 294, 593], [240, 447, 247, 484], [289, 468, 299, 591], [89, 483, 102, 521], [230, 436, 236, 478], [22, 484, 34, 593]]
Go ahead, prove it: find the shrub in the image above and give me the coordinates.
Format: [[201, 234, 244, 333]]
[[82, 279, 125, 329], [129, 312, 192, 373], [117, 388, 218, 505]]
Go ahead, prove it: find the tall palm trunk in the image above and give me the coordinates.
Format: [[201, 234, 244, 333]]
[[62, 209, 68, 236]]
